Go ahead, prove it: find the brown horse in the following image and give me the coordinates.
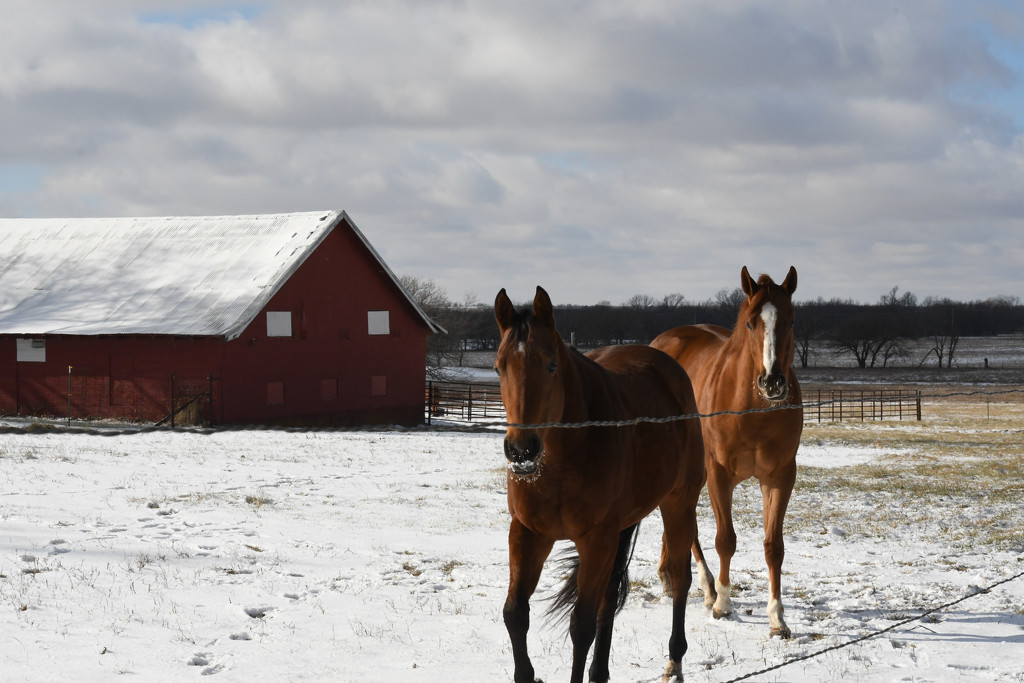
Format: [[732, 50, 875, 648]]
[[495, 287, 705, 683], [651, 266, 802, 639]]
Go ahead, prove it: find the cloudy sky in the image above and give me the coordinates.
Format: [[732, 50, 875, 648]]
[[2, 1, 1023, 305]]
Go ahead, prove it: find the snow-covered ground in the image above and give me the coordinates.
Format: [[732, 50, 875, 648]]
[[1, 418, 1022, 682]]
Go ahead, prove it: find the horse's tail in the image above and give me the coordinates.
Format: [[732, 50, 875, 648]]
[[546, 522, 642, 623]]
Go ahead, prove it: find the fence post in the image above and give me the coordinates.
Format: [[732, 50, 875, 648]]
[[467, 384, 473, 421], [67, 365, 73, 427], [426, 381, 433, 427], [916, 390, 922, 421]]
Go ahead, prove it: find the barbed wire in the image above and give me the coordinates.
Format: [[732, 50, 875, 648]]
[[0, 387, 1022, 437], [722, 565, 1024, 683]]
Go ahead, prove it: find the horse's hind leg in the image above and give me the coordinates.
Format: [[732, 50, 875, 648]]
[[659, 492, 699, 681], [589, 524, 640, 683], [760, 462, 796, 639], [659, 532, 716, 609], [570, 533, 619, 683], [690, 534, 717, 609], [504, 519, 554, 683]]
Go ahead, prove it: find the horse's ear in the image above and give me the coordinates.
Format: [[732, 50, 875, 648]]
[[740, 266, 759, 297], [533, 286, 555, 327], [495, 288, 516, 333], [782, 266, 797, 295]]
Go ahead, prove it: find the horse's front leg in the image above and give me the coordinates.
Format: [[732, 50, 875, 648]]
[[504, 519, 554, 683], [706, 458, 737, 619], [760, 462, 796, 639]]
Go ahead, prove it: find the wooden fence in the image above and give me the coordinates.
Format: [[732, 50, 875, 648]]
[[425, 381, 505, 425], [805, 388, 921, 422], [425, 382, 922, 426]]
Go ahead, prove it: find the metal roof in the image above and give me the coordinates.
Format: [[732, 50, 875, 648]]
[[0, 210, 442, 340]]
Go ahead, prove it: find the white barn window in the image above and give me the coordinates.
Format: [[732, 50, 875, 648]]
[[17, 338, 46, 362], [266, 311, 292, 337], [367, 310, 390, 335]]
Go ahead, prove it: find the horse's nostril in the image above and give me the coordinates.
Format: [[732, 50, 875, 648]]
[[504, 435, 542, 462], [757, 373, 788, 399]]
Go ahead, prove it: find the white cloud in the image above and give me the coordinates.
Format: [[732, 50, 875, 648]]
[[1, 1, 1023, 304]]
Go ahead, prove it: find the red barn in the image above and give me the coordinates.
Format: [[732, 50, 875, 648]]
[[0, 211, 442, 426]]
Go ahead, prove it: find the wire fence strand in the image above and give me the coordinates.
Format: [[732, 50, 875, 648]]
[[723, 565, 1024, 683]]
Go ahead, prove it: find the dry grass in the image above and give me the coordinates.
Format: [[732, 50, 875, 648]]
[[791, 398, 1024, 552]]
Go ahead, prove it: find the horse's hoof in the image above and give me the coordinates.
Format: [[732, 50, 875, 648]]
[[712, 608, 732, 620], [770, 625, 792, 639], [661, 659, 682, 682]]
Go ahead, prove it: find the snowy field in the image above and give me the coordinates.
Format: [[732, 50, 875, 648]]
[[2, 410, 1023, 682]]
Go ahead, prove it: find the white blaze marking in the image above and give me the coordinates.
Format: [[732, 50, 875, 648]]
[[760, 302, 778, 375]]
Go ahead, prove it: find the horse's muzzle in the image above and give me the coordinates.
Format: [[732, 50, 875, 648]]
[[757, 373, 789, 401], [504, 434, 543, 475]]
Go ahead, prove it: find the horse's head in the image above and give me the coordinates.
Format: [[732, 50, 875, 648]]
[[739, 266, 798, 402], [494, 286, 566, 476]]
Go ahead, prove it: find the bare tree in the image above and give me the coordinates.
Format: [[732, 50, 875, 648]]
[[661, 293, 687, 308], [714, 287, 746, 311], [400, 275, 478, 379], [624, 293, 658, 308], [920, 298, 961, 368], [830, 311, 903, 368]]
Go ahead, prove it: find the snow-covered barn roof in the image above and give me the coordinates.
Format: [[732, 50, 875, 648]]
[[0, 210, 442, 340]]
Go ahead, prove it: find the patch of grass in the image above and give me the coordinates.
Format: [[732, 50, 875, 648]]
[[245, 494, 273, 509], [793, 399, 1024, 550]]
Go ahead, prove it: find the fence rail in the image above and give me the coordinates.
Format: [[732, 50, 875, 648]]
[[426, 382, 924, 426]]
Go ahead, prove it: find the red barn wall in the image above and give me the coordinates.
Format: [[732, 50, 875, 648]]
[[0, 335, 222, 422], [0, 221, 431, 426]]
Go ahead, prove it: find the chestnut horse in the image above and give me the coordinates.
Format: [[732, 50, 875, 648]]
[[495, 287, 705, 683], [651, 266, 802, 639]]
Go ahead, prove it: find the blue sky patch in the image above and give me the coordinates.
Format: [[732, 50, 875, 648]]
[[139, 4, 265, 29], [0, 164, 46, 195]]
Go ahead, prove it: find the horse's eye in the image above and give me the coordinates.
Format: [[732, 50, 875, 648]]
[[746, 321, 754, 331], [493, 366, 501, 376], [547, 362, 557, 374]]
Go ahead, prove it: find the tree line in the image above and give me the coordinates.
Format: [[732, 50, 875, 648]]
[[401, 278, 1024, 375]]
